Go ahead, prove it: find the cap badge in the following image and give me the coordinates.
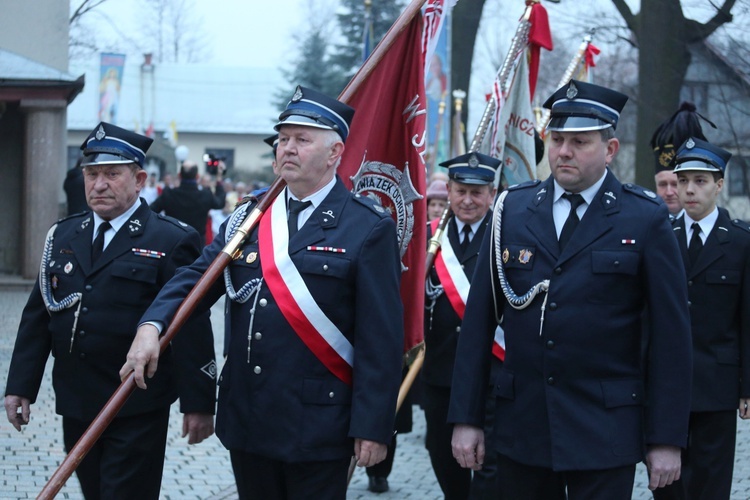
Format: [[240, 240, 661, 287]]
[[468, 154, 479, 169], [566, 82, 578, 100], [95, 124, 106, 141], [291, 86, 303, 103], [686, 138, 695, 149]]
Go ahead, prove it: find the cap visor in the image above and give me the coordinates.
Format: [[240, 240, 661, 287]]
[[80, 153, 137, 167], [274, 115, 334, 132], [547, 116, 612, 132]]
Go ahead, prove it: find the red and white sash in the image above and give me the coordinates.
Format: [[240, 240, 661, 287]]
[[431, 219, 505, 361], [259, 194, 354, 385]]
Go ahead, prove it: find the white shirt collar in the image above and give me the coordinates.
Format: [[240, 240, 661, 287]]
[[552, 169, 608, 206], [684, 206, 719, 243], [286, 176, 337, 208], [92, 198, 141, 240]]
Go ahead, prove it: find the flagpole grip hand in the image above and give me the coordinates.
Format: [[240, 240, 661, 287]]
[[119, 323, 161, 389]]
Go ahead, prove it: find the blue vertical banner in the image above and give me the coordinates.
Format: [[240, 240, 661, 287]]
[[424, 12, 451, 176], [98, 53, 126, 124]]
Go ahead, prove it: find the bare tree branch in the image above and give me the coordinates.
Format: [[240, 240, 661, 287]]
[[70, 0, 110, 24]]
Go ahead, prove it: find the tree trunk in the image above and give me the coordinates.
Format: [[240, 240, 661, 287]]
[[633, 0, 692, 188]]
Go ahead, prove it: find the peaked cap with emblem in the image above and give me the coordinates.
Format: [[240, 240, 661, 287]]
[[440, 152, 501, 185], [543, 79, 628, 132], [263, 133, 279, 154], [275, 85, 355, 143], [650, 101, 716, 174], [673, 137, 731, 177], [80, 122, 153, 168]]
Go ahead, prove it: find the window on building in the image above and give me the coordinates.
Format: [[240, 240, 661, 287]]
[[728, 156, 749, 197], [204, 148, 235, 171]]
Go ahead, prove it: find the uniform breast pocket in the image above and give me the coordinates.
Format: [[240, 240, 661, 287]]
[[501, 244, 537, 270], [110, 260, 159, 306], [299, 253, 351, 279], [591, 250, 639, 275], [706, 269, 740, 285]]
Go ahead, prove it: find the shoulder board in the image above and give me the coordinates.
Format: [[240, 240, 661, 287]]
[[622, 183, 660, 204], [157, 213, 195, 232], [507, 179, 541, 191], [352, 192, 389, 217], [55, 210, 90, 224], [236, 186, 270, 209], [731, 219, 750, 233]]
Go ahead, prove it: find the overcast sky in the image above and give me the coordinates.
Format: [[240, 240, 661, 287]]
[[79, 0, 312, 67]]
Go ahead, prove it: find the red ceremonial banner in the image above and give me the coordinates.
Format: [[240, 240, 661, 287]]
[[338, 14, 427, 353]]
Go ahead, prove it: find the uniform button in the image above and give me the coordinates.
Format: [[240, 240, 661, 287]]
[[323, 264, 329, 271], [131, 268, 137, 274], [253, 366, 262, 374], [547, 377, 555, 385], [631, 393, 637, 399], [546, 340, 554, 349], [548, 302, 557, 311], [259, 298, 268, 307], [81, 307, 88, 314], [554, 267, 562, 275], [79, 330, 85, 337], [219, 375, 223, 382], [254, 332, 262, 340], [687, 301, 692, 308], [329, 392, 335, 398], [455, 326, 461, 333], [85, 285, 92, 291], [613, 261, 620, 267], [688, 280, 693, 286], [79, 353, 86, 359], [721, 275, 727, 280], [461, 264, 465, 269]]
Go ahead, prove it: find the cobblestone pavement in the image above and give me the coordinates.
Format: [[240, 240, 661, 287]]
[[1, 287, 749, 499]]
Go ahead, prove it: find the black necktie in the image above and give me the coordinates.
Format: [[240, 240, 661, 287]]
[[92, 221, 111, 263], [689, 222, 703, 265], [460, 224, 472, 254], [559, 193, 585, 252], [287, 199, 312, 237]]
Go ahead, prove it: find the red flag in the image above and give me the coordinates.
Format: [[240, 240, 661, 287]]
[[527, 1, 553, 100], [339, 14, 427, 353]]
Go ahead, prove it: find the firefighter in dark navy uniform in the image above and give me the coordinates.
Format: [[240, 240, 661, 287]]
[[422, 151, 499, 500], [654, 138, 750, 500], [121, 86, 404, 500], [448, 80, 693, 499], [4, 122, 216, 499]]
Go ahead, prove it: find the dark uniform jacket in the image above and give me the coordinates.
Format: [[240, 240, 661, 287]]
[[141, 177, 404, 463], [422, 213, 491, 387], [150, 180, 225, 239], [673, 210, 750, 411], [448, 171, 692, 471], [5, 200, 216, 421]]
